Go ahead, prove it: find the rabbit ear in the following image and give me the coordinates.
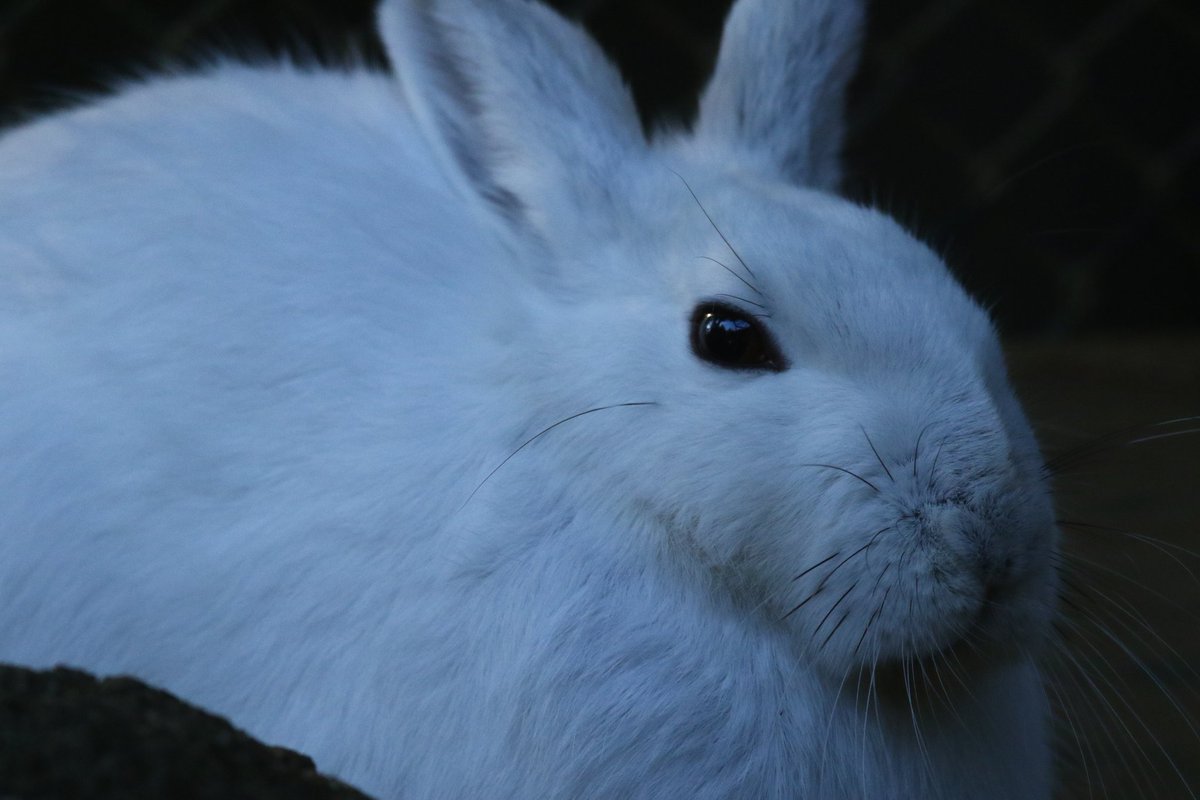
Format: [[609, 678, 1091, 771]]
[[376, 0, 644, 235], [692, 0, 865, 191]]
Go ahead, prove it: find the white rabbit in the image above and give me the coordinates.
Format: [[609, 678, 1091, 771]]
[[0, 0, 1061, 797]]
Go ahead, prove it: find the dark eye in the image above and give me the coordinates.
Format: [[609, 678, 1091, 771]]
[[690, 302, 786, 372]]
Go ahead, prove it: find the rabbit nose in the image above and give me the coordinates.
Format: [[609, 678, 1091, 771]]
[[919, 500, 1017, 588], [976, 550, 1016, 604], [986, 551, 1015, 586]]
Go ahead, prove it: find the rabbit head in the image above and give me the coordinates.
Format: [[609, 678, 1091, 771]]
[[382, 0, 1059, 684]]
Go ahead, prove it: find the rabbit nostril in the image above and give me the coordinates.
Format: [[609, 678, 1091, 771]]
[[981, 552, 1014, 584], [978, 552, 1019, 607]]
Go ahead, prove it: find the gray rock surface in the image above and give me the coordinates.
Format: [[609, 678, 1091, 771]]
[[0, 664, 374, 800]]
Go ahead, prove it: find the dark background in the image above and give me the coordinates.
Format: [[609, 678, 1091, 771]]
[[0, 0, 1196, 336]]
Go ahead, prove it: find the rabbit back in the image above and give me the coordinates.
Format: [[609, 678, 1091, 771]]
[[0, 61, 521, 706]]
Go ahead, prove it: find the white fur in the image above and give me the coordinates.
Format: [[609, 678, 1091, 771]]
[[0, 1, 1059, 798]]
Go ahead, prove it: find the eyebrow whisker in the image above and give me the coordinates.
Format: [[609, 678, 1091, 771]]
[[697, 256, 764, 298], [713, 292, 768, 310], [670, 169, 760, 284]]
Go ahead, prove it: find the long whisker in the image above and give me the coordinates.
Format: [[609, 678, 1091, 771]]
[[461, 402, 658, 508], [696, 256, 763, 298], [861, 426, 895, 483], [792, 551, 841, 583], [797, 463, 880, 493], [1056, 616, 1197, 796], [1060, 518, 1200, 564], [819, 667, 856, 785], [903, 656, 937, 785], [713, 292, 768, 310], [1047, 648, 1148, 798], [814, 581, 858, 649], [1126, 427, 1200, 446], [1042, 666, 1103, 799], [748, 548, 841, 620], [670, 169, 760, 283], [1056, 550, 1200, 620], [1042, 416, 1200, 476], [926, 437, 947, 493], [782, 527, 888, 621], [911, 421, 935, 482], [1069, 577, 1200, 707], [854, 588, 889, 657]]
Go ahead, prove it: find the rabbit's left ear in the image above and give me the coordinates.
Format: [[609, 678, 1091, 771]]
[[692, 0, 865, 192], [377, 0, 644, 237]]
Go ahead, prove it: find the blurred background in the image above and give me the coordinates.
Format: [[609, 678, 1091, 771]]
[[0, 0, 1196, 335], [0, 1, 1196, 797]]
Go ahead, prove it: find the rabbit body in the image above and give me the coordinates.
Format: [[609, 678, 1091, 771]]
[[0, 1, 1058, 798]]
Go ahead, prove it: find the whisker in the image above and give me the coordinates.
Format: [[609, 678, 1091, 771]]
[[1059, 518, 1200, 566], [1052, 648, 1153, 799], [1075, 585, 1200, 712], [670, 169, 760, 283], [1075, 577, 1200, 696], [1126, 427, 1200, 446], [696, 256, 763, 298], [981, 140, 1105, 199], [782, 531, 886, 621], [1042, 416, 1200, 476], [1057, 549, 1200, 620], [819, 610, 853, 651], [797, 463, 880, 493], [792, 551, 841, 583], [1058, 552, 1200, 720], [912, 421, 935, 482], [814, 581, 858, 647], [926, 437, 947, 493], [861, 426, 895, 483], [749, 547, 839, 620], [935, 642, 980, 707], [1052, 558, 1100, 606], [920, 653, 966, 728], [902, 656, 937, 785], [1057, 616, 1197, 797], [1042, 662, 1105, 799], [854, 588, 890, 657], [865, 649, 887, 787], [818, 667, 856, 785], [461, 401, 657, 508], [712, 292, 767, 310]]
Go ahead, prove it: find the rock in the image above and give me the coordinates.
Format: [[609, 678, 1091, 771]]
[[0, 664, 375, 800]]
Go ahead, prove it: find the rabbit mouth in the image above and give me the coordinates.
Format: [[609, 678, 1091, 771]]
[[858, 626, 997, 708], [830, 500, 1058, 682], [860, 579, 1042, 703]]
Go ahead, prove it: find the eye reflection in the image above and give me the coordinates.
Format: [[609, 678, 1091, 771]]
[[690, 302, 785, 372]]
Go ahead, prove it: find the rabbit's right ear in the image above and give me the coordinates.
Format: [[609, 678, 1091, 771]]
[[691, 0, 865, 192], [376, 0, 644, 238]]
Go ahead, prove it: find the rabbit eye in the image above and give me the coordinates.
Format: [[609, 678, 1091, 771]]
[[690, 302, 785, 372]]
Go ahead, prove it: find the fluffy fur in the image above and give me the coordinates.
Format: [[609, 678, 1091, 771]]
[[0, 0, 1059, 797]]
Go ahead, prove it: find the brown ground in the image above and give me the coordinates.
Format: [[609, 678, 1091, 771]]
[[1008, 336, 1200, 799], [0, 665, 373, 800]]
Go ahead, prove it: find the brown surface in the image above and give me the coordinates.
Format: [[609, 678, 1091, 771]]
[[1008, 336, 1200, 799], [0, 665, 374, 800]]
